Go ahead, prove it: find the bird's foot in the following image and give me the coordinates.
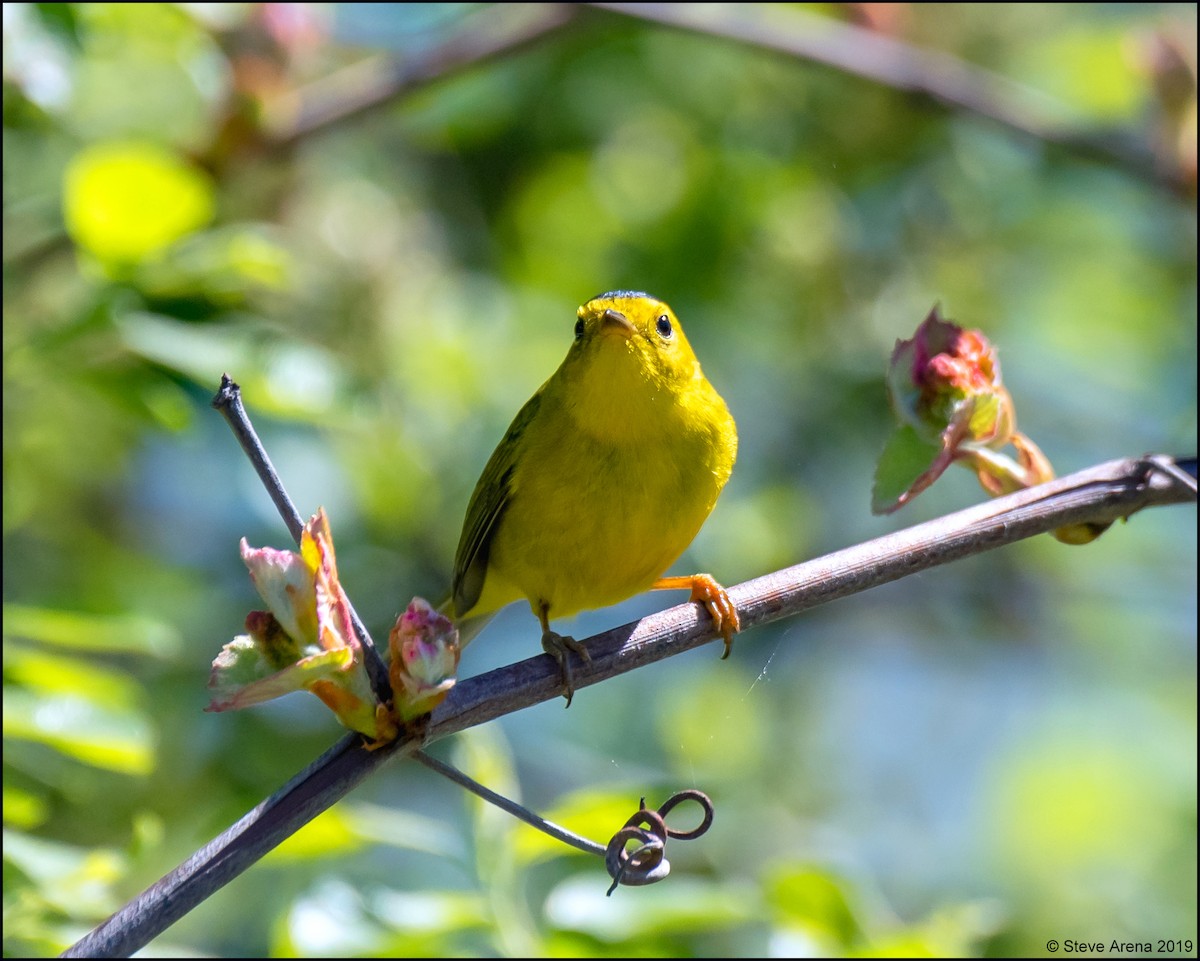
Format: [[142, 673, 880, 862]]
[[541, 630, 591, 708], [653, 573, 741, 658]]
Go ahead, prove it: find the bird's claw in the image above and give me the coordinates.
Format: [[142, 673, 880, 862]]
[[542, 630, 591, 707], [687, 574, 741, 659]]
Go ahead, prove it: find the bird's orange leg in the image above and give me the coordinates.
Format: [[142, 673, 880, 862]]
[[537, 601, 591, 708], [652, 573, 741, 658]]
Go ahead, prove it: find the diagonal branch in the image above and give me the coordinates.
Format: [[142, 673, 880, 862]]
[[62, 453, 1196, 957]]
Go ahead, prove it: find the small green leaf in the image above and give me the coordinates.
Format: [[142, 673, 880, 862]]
[[871, 425, 944, 514], [966, 391, 1003, 442], [206, 639, 352, 711]]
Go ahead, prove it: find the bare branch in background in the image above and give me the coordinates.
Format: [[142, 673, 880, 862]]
[[260, 3, 579, 146], [590, 2, 1189, 196]]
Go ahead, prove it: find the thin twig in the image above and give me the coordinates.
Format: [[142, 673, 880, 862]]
[[211, 375, 306, 541], [589, 2, 1187, 197], [62, 453, 1196, 957], [211, 374, 392, 703], [413, 750, 603, 856]]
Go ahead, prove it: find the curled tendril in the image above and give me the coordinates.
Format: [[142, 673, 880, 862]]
[[605, 790, 715, 895], [656, 788, 715, 840]]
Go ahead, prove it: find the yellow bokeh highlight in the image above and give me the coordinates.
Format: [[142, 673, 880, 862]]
[[63, 141, 214, 263]]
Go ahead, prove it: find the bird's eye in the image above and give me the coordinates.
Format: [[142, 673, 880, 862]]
[[574, 318, 585, 339], [656, 315, 673, 338]]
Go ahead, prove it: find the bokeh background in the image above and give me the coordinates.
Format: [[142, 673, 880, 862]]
[[3, 3, 1196, 957]]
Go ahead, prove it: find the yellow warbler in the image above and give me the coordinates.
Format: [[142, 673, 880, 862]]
[[451, 291, 739, 703]]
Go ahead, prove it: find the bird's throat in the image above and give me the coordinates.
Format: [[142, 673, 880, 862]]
[[566, 339, 673, 442]]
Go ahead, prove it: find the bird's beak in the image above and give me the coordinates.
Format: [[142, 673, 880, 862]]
[[599, 309, 636, 339]]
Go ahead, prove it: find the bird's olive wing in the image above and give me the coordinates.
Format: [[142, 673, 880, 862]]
[[451, 391, 541, 617]]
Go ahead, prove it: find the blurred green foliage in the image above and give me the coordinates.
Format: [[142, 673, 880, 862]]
[[3, 2, 1196, 957]]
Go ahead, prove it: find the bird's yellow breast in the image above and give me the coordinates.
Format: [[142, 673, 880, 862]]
[[478, 380, 735, 619]]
